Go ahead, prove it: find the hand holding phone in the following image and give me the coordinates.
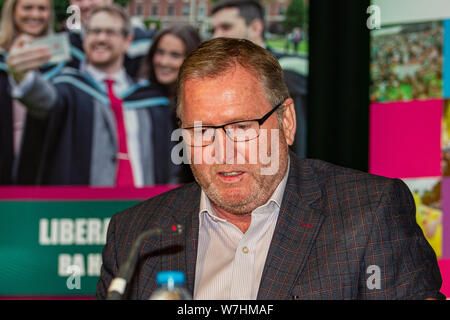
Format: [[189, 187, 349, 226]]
[[28, 33, 71, 64], [6, 34, 52, 83]]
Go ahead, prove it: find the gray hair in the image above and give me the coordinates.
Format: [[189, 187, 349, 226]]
[[176, 37, 289, 122]]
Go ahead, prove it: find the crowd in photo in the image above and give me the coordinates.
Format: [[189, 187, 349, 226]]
[[0, 0, 307, 187], [370, 22, 443, 103]]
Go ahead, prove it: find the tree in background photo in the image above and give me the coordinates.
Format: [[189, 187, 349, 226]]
[[282, 0, 307, 55]]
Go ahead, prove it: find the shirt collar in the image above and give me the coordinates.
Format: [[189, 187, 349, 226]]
[[84, 63, 128, 88], [199, 158, 291, 220]]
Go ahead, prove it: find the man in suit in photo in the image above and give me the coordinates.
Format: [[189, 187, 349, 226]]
[[68, 0, 151, 78], [96, 38, 445, 299], [6, 5, 177, 186]]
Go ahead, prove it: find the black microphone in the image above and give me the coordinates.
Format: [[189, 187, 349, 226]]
[[106, 224, 184, 300]]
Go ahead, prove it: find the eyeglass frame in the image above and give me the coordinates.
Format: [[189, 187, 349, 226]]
[[85, 27, 128, 38], [181, 98, 287, 147]]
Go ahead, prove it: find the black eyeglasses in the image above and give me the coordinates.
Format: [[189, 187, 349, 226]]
[[181, 99, 286, 147], [86, 27, 128, 37]]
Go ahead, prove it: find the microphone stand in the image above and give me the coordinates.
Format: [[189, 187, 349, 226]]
[[106, 224, 183, 300]]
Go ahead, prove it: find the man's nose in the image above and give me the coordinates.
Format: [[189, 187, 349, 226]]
[[95, 30, 109, 41], [211, 129, 235, 164]]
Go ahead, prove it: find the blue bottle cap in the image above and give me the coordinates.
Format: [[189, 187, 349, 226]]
[[156, 271, 186, 286]]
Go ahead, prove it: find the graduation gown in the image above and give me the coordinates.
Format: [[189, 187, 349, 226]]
[[18, 67, 177, 185], [0, 53, 66, 185]]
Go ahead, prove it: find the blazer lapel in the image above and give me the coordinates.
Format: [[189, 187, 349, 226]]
[[163, 189, 200, 295], [183, 198, 200, 294], [94, 98, 117, 148], [137, 184, 200, 299], [257, 155, 325, 299], [82, 71, 119, 146]]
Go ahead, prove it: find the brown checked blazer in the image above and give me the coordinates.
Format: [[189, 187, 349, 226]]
[[96, 152, 445, 300]]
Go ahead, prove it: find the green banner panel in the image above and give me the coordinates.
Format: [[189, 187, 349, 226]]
[[0, 200, 139, 295]]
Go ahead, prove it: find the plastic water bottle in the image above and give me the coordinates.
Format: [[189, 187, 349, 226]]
[[149, 271, 192, 300]]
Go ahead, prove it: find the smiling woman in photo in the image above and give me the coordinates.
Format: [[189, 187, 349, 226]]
[[139, 25, 202, 105], [0, 0, 55, 185], [139, 25, 202, 183], [0, 0, 53, 51]]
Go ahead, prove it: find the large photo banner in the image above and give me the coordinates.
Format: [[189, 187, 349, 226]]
[[0, 0, 309, 299], [370, 0, 450, 296]]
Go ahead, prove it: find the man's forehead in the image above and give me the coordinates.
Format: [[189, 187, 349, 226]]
[[88, 12, 123, 26], [184, 68, 262, 97], [182, 68, 268, 118], [213, 7, 243, 23]]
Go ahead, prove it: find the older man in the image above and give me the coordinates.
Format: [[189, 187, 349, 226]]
[[7, 5, 176, 186], [96, 38, 444, 300]]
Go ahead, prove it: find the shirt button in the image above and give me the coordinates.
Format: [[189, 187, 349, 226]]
[[242, 247, 249, 254]]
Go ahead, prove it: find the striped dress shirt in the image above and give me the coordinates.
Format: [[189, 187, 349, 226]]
[[194, 161, 290, 300], [84, 65, 145, 187]]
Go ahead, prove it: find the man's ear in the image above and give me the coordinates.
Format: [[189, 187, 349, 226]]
[[281, 98, 297, 146], [248, 19, 264, 44], [124, 34, 133, 51]]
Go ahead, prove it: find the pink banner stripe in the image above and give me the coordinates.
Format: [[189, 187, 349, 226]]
[[0, 186, 180, 201], [442, 179, 450, 258], [439, 259, 450, 298], [369, 99, 443, 179]]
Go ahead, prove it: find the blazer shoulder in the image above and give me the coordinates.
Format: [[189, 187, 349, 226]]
[[293, 157, 412, 217], [301, 157, 395, 188]]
